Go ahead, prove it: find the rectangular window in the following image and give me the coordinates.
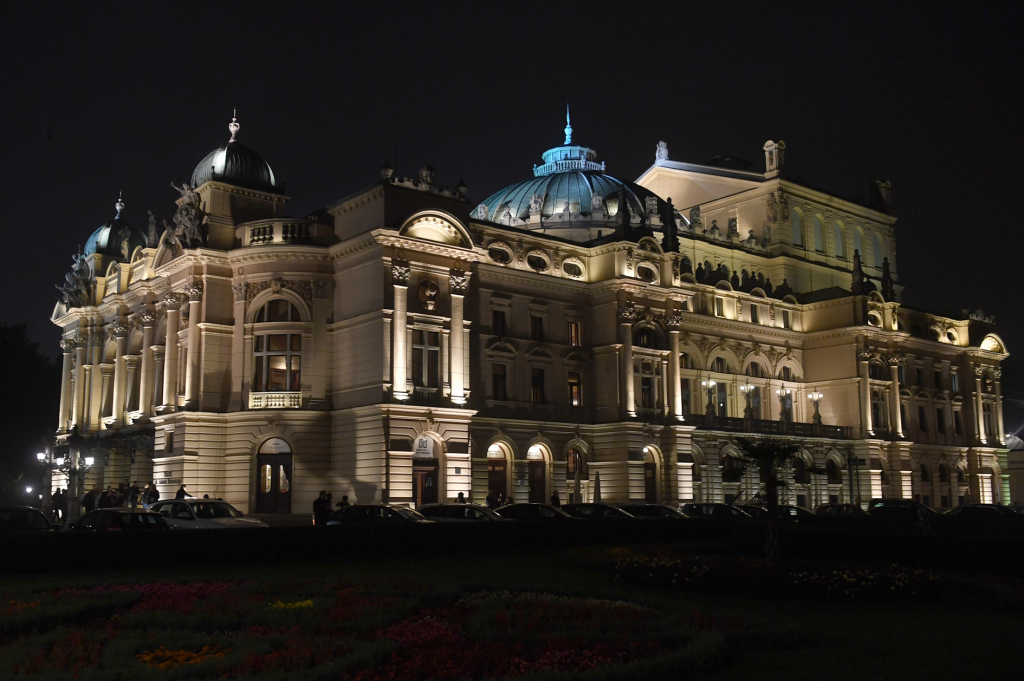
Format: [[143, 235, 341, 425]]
[[680, 352, 689, 370], [567, 321, 581, 347], [918, 406, 928, 433], [954, 410, 963, 435], [530, 315, 544, 342], [983, 403, 994, 438], [411, 330, 440, 388], [568, 372, 582, 407], [641, 377, 655, 408], [782, 310, 791, 329], [936, 408, 946, 434], [680, 378, 690, 413], [900, 404, 907, 429], [951, 372, 959, 392], [492, 310, 507, 337], [916, 367, 924, 386], [715, 298, 724, 317], [749, 304, 759, 325], [492, 363, 507, 401], [531, 368, 545, 404], [934, 370, 943, 389], [253, 333, 302, 393], [898, 365, 906, 384], [680, 299, 688, 312]]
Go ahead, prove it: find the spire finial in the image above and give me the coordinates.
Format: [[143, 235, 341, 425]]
[[228, 110, 240, 142], [115, 190, 124, 217], [564, 105, 572, 145]]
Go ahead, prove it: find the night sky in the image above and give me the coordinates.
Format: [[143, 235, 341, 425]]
[[2, 2, 1022, 397]]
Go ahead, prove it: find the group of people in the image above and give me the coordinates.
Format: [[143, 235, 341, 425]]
[[482, 489, 561, 509], [81, 481, 161, 513], [312, 491, 351, 525]]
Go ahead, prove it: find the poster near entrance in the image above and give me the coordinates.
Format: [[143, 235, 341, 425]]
[[528, 460, 546, 503], [644, 462, 657, 502], [412, 459, 438, 506], [255, 438, 293, 513]]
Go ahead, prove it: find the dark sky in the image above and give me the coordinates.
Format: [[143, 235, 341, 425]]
[[2, 1, 1022, 393]]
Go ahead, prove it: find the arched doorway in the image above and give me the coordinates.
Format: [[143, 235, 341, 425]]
[[566, 445, 588, 503], [487, 443, 511, 501], [412, 433, 440, 506], [527, 444, 550, 503], [643, 446, 661, 502], [255, 437, 292, 513]]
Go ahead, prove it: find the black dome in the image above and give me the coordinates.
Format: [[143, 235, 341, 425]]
[[190, 116, 282, 193]]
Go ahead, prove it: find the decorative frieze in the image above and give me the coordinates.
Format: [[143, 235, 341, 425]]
[[185, 282, 204, 302], [392, 262, 411, 285], [616, 302, 638, 322], [449, 272, 469, 295]]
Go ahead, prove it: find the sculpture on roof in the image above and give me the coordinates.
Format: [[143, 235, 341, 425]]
[[661, 198, 680, 253], [55, 251, 94, 309], [169, 182, 208, 249], [656, 141, 668, 162], [146, 210, 159, 248]]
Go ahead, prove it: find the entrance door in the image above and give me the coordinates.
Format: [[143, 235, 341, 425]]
[[644, 462, 657, 502], [255, 454, 292, 513], [412, 459, 439, 506], [528, 460, 546, 503], [488, 459, 507, 499]]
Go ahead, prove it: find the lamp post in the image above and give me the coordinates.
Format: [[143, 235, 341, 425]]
[[701, 378, 717, 416], [808, 389, 824, 426], [776, 388, 792, 422], [740, 380, 754, 419]]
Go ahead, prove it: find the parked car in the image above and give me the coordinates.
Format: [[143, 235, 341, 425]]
[[614, 503, 688, 520], [866, 498, 938, 530], [72, 508, 169, 531], [494, 503, 576, 521], [0, 505, 55, 532], [740, 504, 817, 522], [562, 503, 637, 520], [814, 503, 868, 517], [417, 503, 508, 522], [941, 504, 1024, 531], [151, 500, 268, 529], [326, 504, 433, 525], [680, 503, 753, 519]]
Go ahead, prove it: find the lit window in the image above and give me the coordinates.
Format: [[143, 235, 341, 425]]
[[252, 299, 304, 393], [567, 321, 581, 347], [568, 372, 582, 407], [716, 298, 724, 317], [813, 217, 824, 253], [791, 208, 803, 246], [531, 368, 545, 404], [781, 310, 791, 329]]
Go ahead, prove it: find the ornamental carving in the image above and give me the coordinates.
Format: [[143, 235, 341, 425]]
[[857, 350, 876, 362], [312, 279, 332, 300], [60, 338, 76, 352], [231, 282, 247, 302], [763, 346, 786, 373], [244, 278, 314, 309], [993, 368, 1002, 380], [973, 365, 987, 378], [617, 302, 638, 322], [693, 336, 719, 360], [884, 352, 903, 367], [185, 282, 204, 302], [108, 320, 130, 340], [137, 311, 157, 328], [729, 343, 754, 364], [392, 262, 411, 285], [162, 291, 185, 310], [75, 329, 89, 347], [449, 272, 469, 295], [55, 252, 94, 309], [665, 310, 683, 329]]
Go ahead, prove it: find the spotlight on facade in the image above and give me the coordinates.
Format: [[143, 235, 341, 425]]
[[25, 487, 32, 494], [36, 452, 45, 461], [84, 456, 95, 467]]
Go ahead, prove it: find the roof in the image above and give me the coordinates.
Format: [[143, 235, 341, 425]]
[[797, 287, 852, 304]]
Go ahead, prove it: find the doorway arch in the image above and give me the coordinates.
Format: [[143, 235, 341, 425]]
[[642, 445, 663, 502], [255, 437, 293, 513], [411, 431, 443, 506], [486, 440, 513, 502], [526, 443, 552, 503]]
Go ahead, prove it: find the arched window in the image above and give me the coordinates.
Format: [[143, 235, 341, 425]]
[[813, 217, 825, 253], [920, 463, 930, 482], [938, 464, 950, 483], [854, 230, 864, 260], [746, 361, 763, 378], [833, 222, 845, 258], [793, 457, 810, 484], [871, 233, 883, 268], [956, 468, 965, 484], [779, 365, 793, 381], [790, 208, 803, 246], [566, 447, 587, 479], [712, 356, 728, 373], [252, 299, 303, 393], [869, 363, 888, 381], [826, 460, 842, 484], [635, 327, 655, 349]]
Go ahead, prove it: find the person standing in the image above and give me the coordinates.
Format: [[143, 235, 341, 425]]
[[175, 483, 191, 499], [550, 490, 561, 507], [146, 482, 160, 507], [82, 487, 97, 513], [336, 495, 350, 508], [128, 482, 141, 510], [313, 490, 330, 526], [455, 492, 467, 504], [485, 489, 496, 509]]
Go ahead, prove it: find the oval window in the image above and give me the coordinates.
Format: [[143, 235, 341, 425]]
[[637, 266, 657, 282], [867, 313, 881, 327], [488, 247, 511, 264], [946, 330, 956, 343], [527, 254, 548, 272], [563, 262, 582, 278]]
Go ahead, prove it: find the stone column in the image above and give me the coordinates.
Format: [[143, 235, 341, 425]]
[[973, 366, 987, 445], [183, 282, 204, 409], [449, 271, 468, 405], [124, 356, 140, 413], [668, 312, 682, 418], [618, 303, 637, 418], [57, 339, 75, 432], [994, 369, 1004, 446], [887, 354, 903, 438], [72, 330, 87, 429], [661, 357, 670, 415], [858, 351, 873, 437], [161, 292, 183, 410], [137, 311, 157, 416], [110, 320, 130, 426], [153, 346, 165, 409], [392, 262, 411, 400]]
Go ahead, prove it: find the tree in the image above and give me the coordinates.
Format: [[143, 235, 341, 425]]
[[734, 436, 805, 568], [0, 325, 60, 503]]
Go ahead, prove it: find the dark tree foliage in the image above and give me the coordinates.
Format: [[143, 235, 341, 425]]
[[0, 325, 60, 502], [735, 437, 805, 569]]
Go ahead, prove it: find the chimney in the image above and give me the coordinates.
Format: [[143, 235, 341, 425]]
[[763, 140, 785, 178], [872, 180, 892, 213]]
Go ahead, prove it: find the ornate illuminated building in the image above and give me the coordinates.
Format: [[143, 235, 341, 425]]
[[49, 113, 1015, 513]]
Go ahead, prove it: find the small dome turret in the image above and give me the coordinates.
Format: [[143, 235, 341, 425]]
[[190, 114, 282, 193], [83, 195, 149, 260]]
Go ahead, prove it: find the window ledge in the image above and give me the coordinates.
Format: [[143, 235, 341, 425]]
[[250, 392, 302, 409]]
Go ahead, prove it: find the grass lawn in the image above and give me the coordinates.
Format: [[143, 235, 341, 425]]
[[0, 543, 1017, 680]]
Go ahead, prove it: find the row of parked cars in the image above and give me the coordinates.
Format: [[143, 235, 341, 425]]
[[4, 498, 1024, 533]]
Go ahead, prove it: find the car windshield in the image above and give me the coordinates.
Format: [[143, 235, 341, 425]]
[[186, 502, 243, 518], [0, 509, 50, 530], [395, 508, 427, 521]]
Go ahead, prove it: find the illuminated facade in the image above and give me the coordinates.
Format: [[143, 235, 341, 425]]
[[50, 115, 1013, 513]]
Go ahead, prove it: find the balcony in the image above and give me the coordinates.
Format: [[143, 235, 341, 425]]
[[250, 392, 302, 409], [637, 411, 852, 439], [242, 219, 332, 247]]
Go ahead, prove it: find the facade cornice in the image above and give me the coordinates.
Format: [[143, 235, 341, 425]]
[[230, 246, 330, 264], [373, 230, 482, 261], [199, 181, 289, 204], [779, 179, 896, 226]]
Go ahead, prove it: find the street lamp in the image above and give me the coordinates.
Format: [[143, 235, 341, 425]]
[[808, 389, 824, 425], [739, 380, 754, 419], [84, 456, 95, 467], [36, 452, 45, 462], [776, 388, 792, 422], [701, 378, 717, 416], [25, 487, 32, 495]]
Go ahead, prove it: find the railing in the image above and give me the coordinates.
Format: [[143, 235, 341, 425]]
[[250, 392, 302, 409], [245, 220, 330, 246], [636, 407, 673, 424], [650, 412, 852, 439], [408, 387, 445, 406]]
